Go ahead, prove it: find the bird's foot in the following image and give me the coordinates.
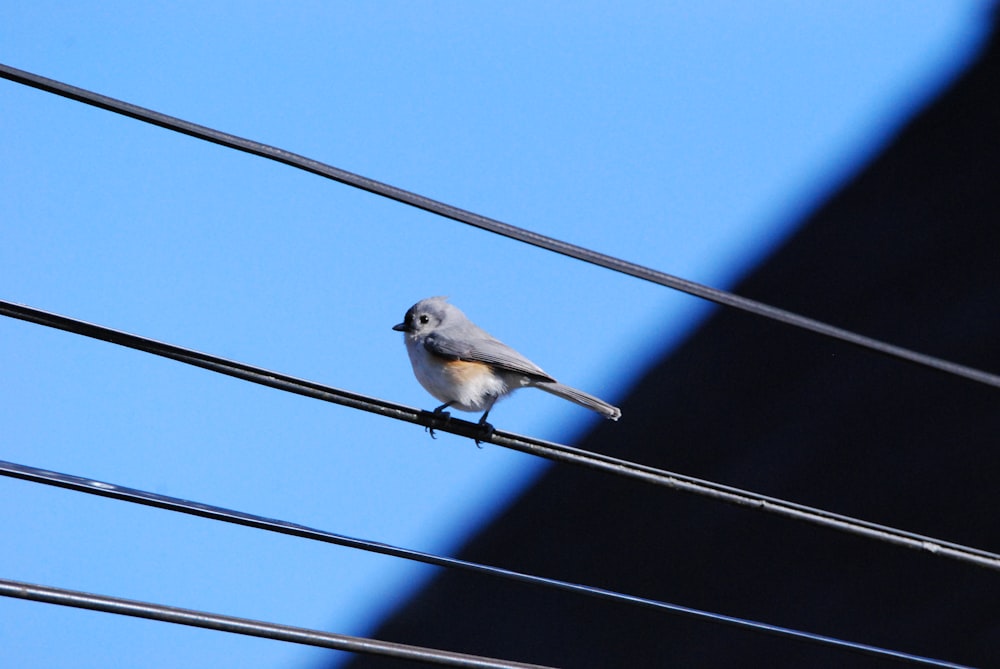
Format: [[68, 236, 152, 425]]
[[474, 419, 495, 448], [424, 405, 453, 439]]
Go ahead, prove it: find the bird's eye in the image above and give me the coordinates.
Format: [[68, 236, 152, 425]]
[[419, 314, 430, 324]]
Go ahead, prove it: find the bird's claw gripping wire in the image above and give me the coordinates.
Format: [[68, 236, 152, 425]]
[[422, 403, 493, 448], [474, 420, 494, 449], [425, 404, 453, 439]]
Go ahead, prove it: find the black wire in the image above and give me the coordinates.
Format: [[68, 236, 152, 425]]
[[3, 298, 999, 575], [0, 577, 554, 669], [0, 61, 993, 667], [0, 461, 976, 668], [2, 62, 999, 392]]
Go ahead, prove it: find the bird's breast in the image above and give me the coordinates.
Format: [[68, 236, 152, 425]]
[[404, 338, 509, 412]]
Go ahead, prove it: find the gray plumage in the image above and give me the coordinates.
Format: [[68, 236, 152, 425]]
[[393, 297, 621, 423]]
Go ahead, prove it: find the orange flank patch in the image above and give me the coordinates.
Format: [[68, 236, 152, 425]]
[[442, 359, 493, 384]]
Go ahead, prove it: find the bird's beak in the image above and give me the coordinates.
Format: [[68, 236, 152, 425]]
[[392, 322, 408, 332]]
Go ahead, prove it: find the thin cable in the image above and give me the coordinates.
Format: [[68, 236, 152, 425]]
[[2, 62, 999, 391], [0, 577, 553, 669], [3, 298, 999, 574], [0, 461, 975, 668]]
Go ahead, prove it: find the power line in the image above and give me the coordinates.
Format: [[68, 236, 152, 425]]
[[1, 61, 994, 668], [3, 298, 999, 574], [0, 577, 555, 669], [0, 461, 975, 669], [2, 61, 999, 392]]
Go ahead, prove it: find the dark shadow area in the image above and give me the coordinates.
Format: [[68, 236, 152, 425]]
[[343, 10, 1000, 668]]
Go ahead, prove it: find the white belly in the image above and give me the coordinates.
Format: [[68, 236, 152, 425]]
[[405, 339, 511, 412]]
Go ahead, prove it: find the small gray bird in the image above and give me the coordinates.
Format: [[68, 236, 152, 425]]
[[393, 297, 621, 432]]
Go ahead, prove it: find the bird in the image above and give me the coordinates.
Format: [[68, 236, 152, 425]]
[[392, 297, 620, 439]]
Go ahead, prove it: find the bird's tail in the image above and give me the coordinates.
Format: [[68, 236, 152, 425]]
[[534, 381, 621, 421]]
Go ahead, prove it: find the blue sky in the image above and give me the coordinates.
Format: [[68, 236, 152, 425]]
[[0, 2, 992, 667]]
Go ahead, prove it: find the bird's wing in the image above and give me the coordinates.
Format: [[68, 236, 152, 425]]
[[424, 330, 555, 382]]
